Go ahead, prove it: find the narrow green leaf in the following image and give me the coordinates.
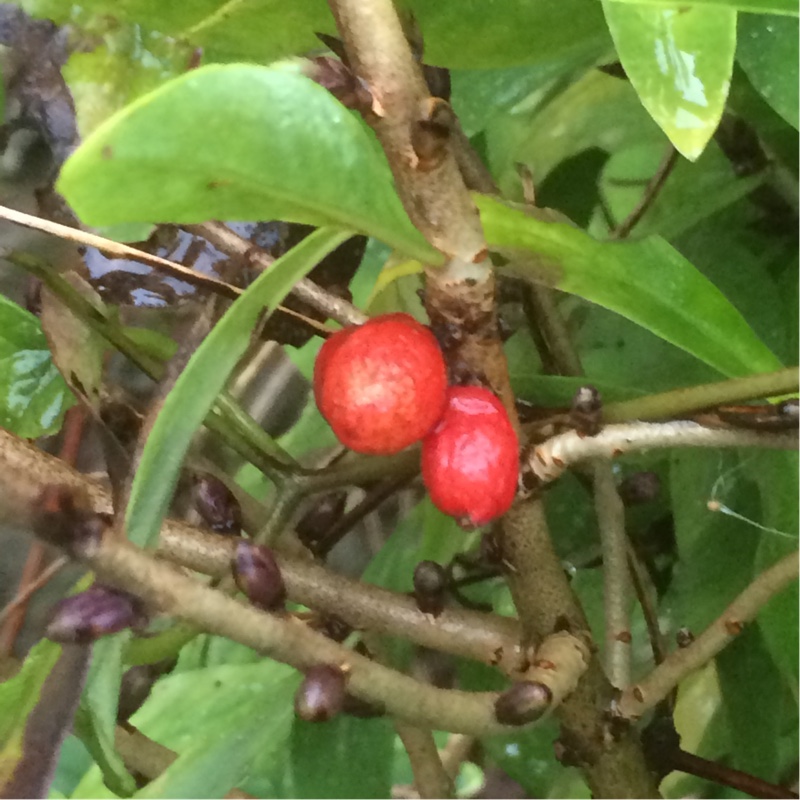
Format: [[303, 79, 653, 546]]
[[604, 0, 796, 14], [602, 3, 736, 160], [57, 64, 439, 263], [125, 227, 350, 549], [478, 195, 781, 377], [0, 294, 74, 437], [737, 14, 799, 129], [74, 635, 136, 797]]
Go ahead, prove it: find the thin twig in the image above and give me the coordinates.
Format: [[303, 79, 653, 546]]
[[0, 404, 86, 655], [602, 366, 799, 424], [526, 421, 797, 484], [609, 146, 679, 239], [591, 460, 631, 688], [395, 722, 454, 799], [626, 543, 668, 666], [617, 550, 799, 719], [51, 533, 514, 736], [0, 204, 240, 298], [186, 222, 368, 327], [0, 557, 68, 627], [670, 748, 798, 800]]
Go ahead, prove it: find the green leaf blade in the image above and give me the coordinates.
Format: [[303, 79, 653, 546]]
[[125, 227, 350, 549], [737, 14, 799, 129], [57, 64, 439, 263], [0, 295, 74, 437], [602, 3, 737, 160], [478, 195, 782, 377]]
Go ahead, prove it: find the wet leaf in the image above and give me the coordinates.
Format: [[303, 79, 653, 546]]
[[602, 3, 736, 160], [478, 194, 782, 377], [125, 227, 350, 549], [737, 14, 799, 129], [0, 294, 74, 437], [57, 64, 439, 263]]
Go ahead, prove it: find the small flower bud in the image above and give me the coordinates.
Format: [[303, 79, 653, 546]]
[[33, 485, 109, 558], [413, 560, 447, 617], [232, 541, 286, 612], [295, 491, 348, 550], [295, 664, 347, 722], [494, 681, 553, 726], [46, 585, 146, 644], [193, 473, 242, 535], [570, 385, 602, 436]]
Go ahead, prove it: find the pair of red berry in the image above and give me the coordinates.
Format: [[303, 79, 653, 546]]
[[313, 313, 519, 527]]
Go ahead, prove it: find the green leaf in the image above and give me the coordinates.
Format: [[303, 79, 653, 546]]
[[602, 3, 736, 160], [604, 0, 796, 14], [737, 14, 799, 129], [405, 0, 610, 68], [0, 294, 74, 437], [717, 625, 789, 784], [74, 635, 136, 797], [287, 716, 394, 799], [73, 661, 300, 799], [57, 64, 439, 263], [125, 227, 350, 549], [477, 194, 782, 377]]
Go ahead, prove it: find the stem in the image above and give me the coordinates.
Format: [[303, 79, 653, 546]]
[[56, 534, 516, 736], [186, 222, 368, 327], [602, 367, 799, 424], [395, 722, 454, 799], [617, 550, 799, 719], [591, 460, 631, 688], [526, 421, 797, 484], [609, 146, 679, 239], [502, 499, 661, 797]]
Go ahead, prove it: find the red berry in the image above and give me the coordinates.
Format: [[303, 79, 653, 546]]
[[313, 313, 448, 455], [422, 386, 519, 527]]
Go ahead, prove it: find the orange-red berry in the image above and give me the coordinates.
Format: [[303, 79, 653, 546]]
[[422, 386, 519, 527], [313, 313, 448, 455]]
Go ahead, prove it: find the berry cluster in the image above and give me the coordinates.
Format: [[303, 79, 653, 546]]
[[313, 313, 519, 527]]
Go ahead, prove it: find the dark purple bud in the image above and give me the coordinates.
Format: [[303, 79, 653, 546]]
[[413, 560, 447, 617], [295, 491, 348, 549], [570, 385, 602, 436], [193, 473, 242, 535], [33, 486, 109, 558], [295, 664, 347, 722], [46, 585, 146, 644], [422, 64, 451, 101], [233, 541, 286, 611], [494, 681, 553, 726], [618, 471, 661, 506], [310, 614, 352, 643]]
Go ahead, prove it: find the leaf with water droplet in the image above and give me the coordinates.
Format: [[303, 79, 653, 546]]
[[602, 3, 736, 160], [0, 294, 74, 437], [737, 14, 798, 130]]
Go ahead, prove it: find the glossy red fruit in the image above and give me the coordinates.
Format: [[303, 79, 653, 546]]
[[422, 386, 519, 527], [313, 313, 448, 455]]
